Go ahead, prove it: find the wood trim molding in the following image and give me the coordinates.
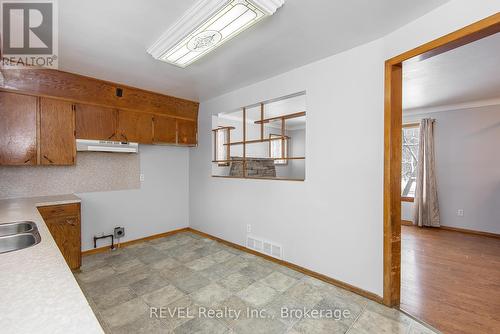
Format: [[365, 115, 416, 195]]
[[0, 67, 199, 121], [402, 123, 419, 128], [189, 228, 383, 304], [401, 197, 414, 203], [81, 227, 190, 256], [402, 224, 500, 239], [384, 61, 402, 307], [439, 226, 500, 239], [211, 126, 236, 132], [383, 12, 500, 307], [254, 111, 306, 124], [188, 228, 382, 304], [224, 136, 290, 146], [81, 226, 383, 303], [387, 13, 500, 65], [186, 228, 384, 304]]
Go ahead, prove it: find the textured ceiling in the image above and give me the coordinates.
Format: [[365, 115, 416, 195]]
[[404, 33, 500, 111]]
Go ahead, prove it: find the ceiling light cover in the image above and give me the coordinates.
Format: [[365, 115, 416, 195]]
[[148, 0, 285, 67]]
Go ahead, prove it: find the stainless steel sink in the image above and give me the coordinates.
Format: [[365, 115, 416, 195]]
[[0, 221, 37, 237], [0, 232, 41, 254], [0, 221, 41, 254]]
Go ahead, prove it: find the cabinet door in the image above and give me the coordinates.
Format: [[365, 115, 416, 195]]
[[38, 203, 81, 270], [0, 92, 38, 165], [153, 115, 176, 144], [40, 98, 76, 165], [43, 216, 81, 269], [118, 110, 153, 144], [75, 104, 117, 140], [177, 119, 197, 145]]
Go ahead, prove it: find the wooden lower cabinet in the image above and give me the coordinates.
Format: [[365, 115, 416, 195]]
[[38, 203, 81, 270]]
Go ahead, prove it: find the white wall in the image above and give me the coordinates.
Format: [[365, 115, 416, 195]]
[[284, 129, 306, 180], [79, 145, 189, 251], [402, 105, 500, 234], [402, 202, 414, 222], [190, 0, 500, 296], [191, 39, 386, 295]]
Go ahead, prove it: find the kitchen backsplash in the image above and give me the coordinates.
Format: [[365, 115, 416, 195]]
[[0, 152, 140, 199]]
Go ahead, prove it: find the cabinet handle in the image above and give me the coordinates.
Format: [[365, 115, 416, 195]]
[[24, 158, 31, 164], [43, 155, 54, 164], [66, 219, 76, 226], [120, 133, 128, 142]]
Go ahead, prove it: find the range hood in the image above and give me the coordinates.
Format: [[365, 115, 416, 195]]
[[76, 139, 139, 153]]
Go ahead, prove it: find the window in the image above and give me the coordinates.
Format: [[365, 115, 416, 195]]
[[269, 134, 288, 165], [211, 92, 306, 181], [402, 124, 420, 200], [214, 127, 230, 166]]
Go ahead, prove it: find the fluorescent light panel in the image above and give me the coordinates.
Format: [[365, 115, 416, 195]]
[[148, 0, 284, 67], [164, 1, 264, 66]]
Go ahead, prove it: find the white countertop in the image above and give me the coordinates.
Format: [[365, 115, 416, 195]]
[[0, 195, 104, 334]]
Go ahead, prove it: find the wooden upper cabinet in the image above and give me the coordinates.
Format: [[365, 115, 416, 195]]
[[0, 92, 38, 165], [118, 110, 153, 144], [0, 68, 199, 120], [177, 119, 197, 145], [39, 98, 76, 165], [153, 115, 177, 144], [75, 104, 117, 140]]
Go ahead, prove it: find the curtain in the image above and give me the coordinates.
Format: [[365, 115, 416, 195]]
[[413, 119, 440, 227]]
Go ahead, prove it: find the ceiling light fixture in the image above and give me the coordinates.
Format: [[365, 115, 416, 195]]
[[147, 0, 285, 68]]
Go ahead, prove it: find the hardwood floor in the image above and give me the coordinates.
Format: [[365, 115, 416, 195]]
[[401, 225, 500, 334]]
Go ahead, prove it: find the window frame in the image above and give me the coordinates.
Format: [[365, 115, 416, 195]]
[[213, 127, 231, 167], [269, 133, 288, 165], [401, 123, 420, 202]]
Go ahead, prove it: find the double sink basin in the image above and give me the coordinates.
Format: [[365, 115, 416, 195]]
[[0, 221, 41, 254]]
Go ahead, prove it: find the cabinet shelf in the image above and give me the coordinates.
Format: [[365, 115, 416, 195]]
[[254, 111, 305, 124], [212, 95, 306, 181], [223, 136, 289, 146], [211, 126, 235, 132], [212, 156, 304, 163], [212, 175, 305, 182]]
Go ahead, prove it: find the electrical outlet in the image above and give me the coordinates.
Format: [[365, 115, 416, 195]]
[[457, 209, 464, 217], [114, 227, 125, 239], [140, 174, 145, 182], [247, 224, 251, 233]]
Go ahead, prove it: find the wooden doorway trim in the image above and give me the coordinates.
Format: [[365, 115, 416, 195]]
[[383, 12, 500, 307]]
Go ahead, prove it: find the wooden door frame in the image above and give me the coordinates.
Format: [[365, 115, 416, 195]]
[[383, 12, 500, 307]]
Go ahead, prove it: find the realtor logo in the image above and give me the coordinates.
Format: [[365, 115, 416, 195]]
[[1, 0, 58, 68]]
